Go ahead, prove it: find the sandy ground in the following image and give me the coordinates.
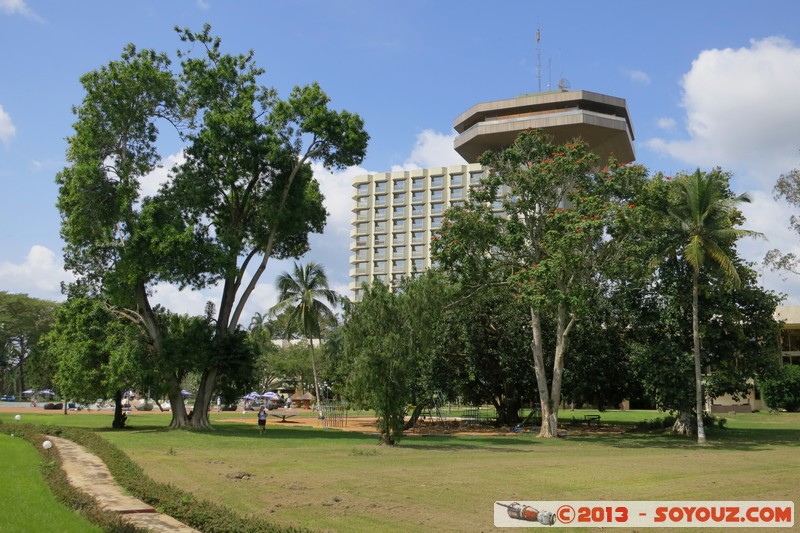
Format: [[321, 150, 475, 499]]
[[1, 403, 626, 437]]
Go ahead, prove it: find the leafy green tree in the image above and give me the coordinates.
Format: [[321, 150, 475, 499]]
[[342, 282, 412, 444], [56, 25, 368, 429], [761, 364, 800, 412], [270, 262, 338, 413], [666, 169, 762, 444], [436, 282, 534, 424], [433, 130, 647, 437], [766, 163, 800, 274], [0, 292, 58, 397], [43, 296, 148, 428]]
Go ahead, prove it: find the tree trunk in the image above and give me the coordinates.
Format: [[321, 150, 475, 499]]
[[309, 338, 323, 416], [692, 267, 707, 444], [112, 389, 126, 429], [189, 367, 217, 430], [671, 410, 694, 435], [530, 308, 557, 438], [167, 377, 190, 429], [403, 398, 433, 430]]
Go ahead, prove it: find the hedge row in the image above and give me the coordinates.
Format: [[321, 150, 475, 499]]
[[0, 420, 144, 533], [33, 425, 308, 533]]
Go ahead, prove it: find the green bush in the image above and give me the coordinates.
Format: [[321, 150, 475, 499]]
[[761, 365, 800, 412]]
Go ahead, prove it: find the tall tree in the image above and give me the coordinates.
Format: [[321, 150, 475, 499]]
[[0, 292, 58, 397], [433, 129, 647, 437], [767, 163, 800, 274], [56, 25, 368, 429], [665, 168, 762, 444], [270, 262, 339, 413], [342, 281, 412, 444]]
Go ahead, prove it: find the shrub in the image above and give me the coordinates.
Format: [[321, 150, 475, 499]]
[[761, 365, 800, 412]]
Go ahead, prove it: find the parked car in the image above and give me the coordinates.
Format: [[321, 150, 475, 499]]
[[0, 395, 15, 401]]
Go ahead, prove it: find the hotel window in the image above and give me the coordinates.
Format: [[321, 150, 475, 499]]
[[411, 231, 424, 244], [393, 273, 404, 283], [392, 246, 405, 256], [393, 206, 406, 217], [355, 250, 367, 260], [356, 183, 369, 195], [393, 219, 405, 231], [431, 216, 444, 228], [354, 237, 367, 247], [375, 207, 387, 219], [392, 259, 406, 271], [411, 245, 424, 256], [412, 177, 425, 190], [354, 275, 367, 285], [356, 222, 368, 233], [375, 194, 387, 206], [450, 201, 464, 208], [375, 274, 387, 283], [374, 234, 386, 245], [450, 173, 463, 186], [450, 187, 463, 199], [393, 192, 406, 204], [412, 191, 425, 203], [374, 261, 386, 272], [412, 204, 424, 216], [393, 179, 406, 192], [374, 221, 387, 232], [353, 288, 362, 300], [413, 258, 424, 270], [431, 190, 443, 201], [470, 171, 483, 185], [375, 181, 387, 193], [431, 176, 443, 188], [393, 233, 405, 245], [431, 202, 444, 215], [412, 218, 424, 230], [374, 247, 386, 259]]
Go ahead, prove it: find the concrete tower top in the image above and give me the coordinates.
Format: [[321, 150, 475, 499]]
[[453, 89, 635, 164]]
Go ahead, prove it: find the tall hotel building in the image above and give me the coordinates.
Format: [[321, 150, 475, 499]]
[[349, 89, 636, 300]]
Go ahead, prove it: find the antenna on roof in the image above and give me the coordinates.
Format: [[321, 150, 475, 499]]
[[536, 26, 542, 92]]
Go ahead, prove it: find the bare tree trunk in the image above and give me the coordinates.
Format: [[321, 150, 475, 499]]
[[530, 308, 556, 437], [167, 377, 190, 429], [189, 367, 217, 430], [309, 338, 323, 416], [692, 268, 707, 444], [112, 389, 126, 429]]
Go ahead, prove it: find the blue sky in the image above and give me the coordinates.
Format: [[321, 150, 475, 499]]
[[2, 0, 800, 321]]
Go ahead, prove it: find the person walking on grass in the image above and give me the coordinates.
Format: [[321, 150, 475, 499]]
[[257, 406, 267, 434]]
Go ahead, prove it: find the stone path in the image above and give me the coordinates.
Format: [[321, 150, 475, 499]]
[[47, 436, 200, 532]]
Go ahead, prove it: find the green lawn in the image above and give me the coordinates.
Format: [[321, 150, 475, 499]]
[[2, 409, 798, 532], [0, 433, 102, 533]]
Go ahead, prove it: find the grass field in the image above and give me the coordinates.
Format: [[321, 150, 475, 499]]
[[1, 408, 798, 532], [0, 433, 102, 533]]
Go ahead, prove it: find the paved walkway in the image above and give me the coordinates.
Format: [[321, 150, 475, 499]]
[[47, 436, 200, 532]]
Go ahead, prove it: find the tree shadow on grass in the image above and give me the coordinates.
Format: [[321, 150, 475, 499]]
[[562, 427, 800, 451]]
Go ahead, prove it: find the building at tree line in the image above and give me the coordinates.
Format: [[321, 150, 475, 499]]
[[348, 89, 636, 300]]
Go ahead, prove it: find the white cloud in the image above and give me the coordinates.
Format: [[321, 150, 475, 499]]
[[624, 68, 651, 85], [646, 37, 800, 186], [391, 129, 466, 171], [0, 245, 72, 300], [0, 0, 43, 22], [0, 105, 16, 145], [657, 117, 676, 130], [140, 151, 184, 198], [196, 0, 210, 10]]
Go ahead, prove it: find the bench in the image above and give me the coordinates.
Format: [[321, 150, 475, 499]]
[[584, 414, 601, 426]]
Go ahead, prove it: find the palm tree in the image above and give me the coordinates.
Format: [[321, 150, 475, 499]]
[[668, 169, 762, 444], [270, 262, 338, 414]]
